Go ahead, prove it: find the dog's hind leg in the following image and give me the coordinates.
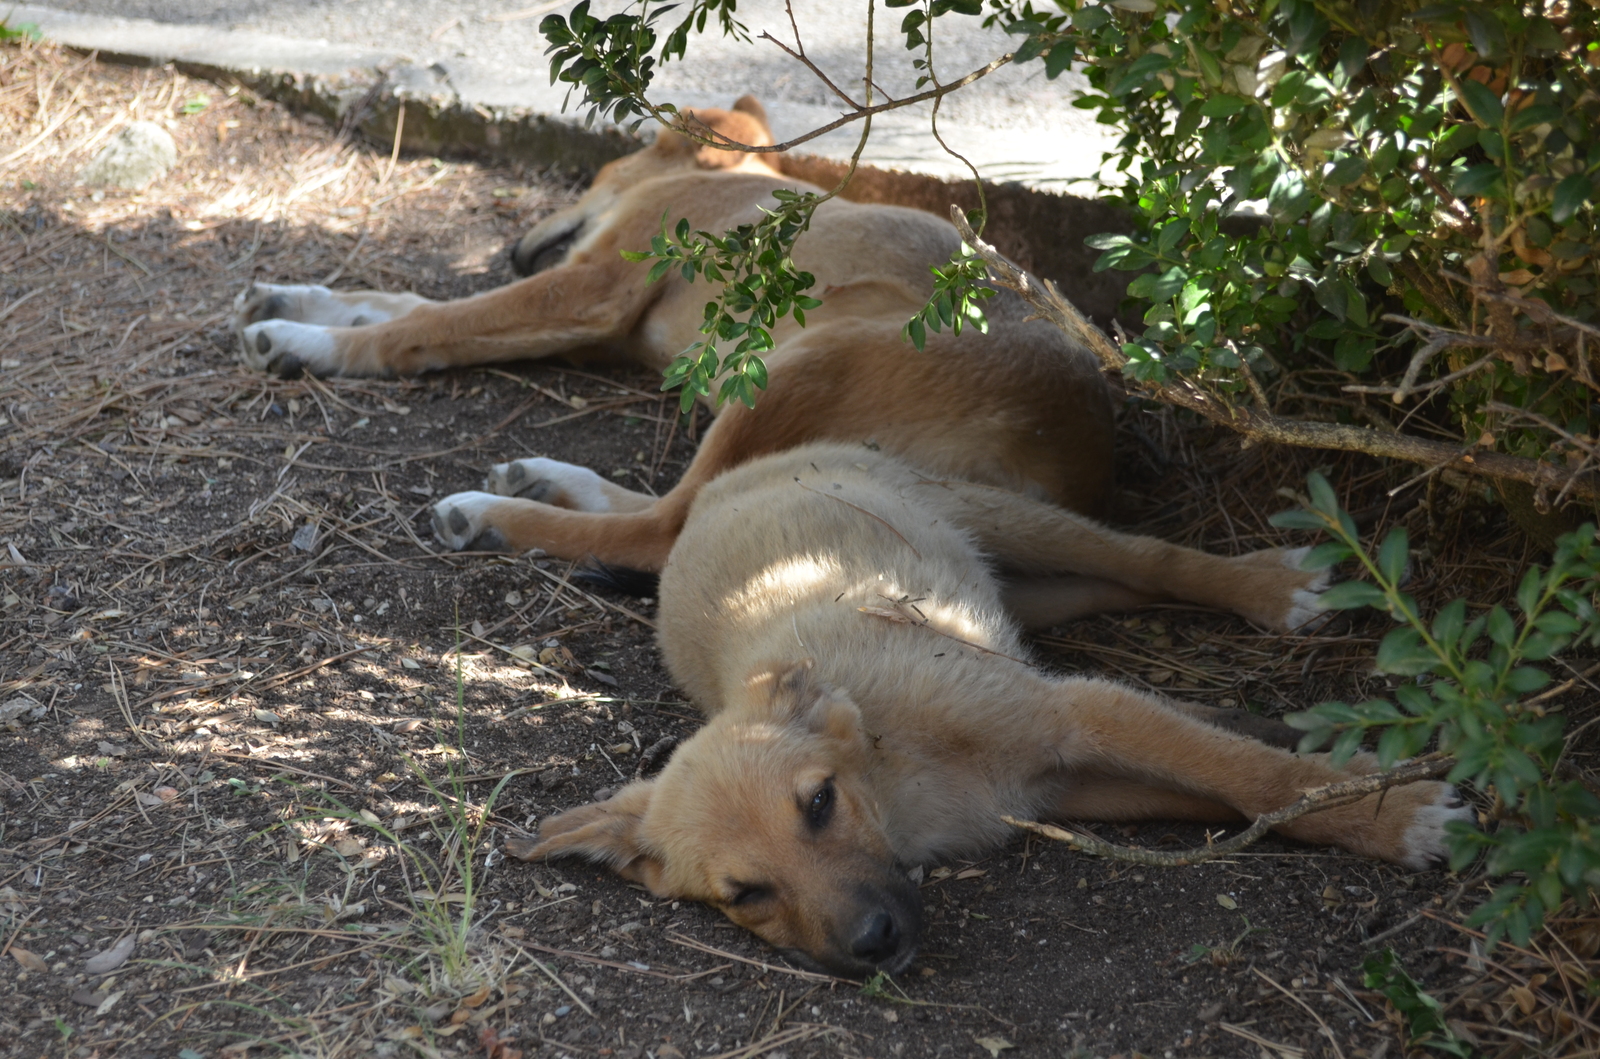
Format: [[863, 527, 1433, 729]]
[[1046, 678, 1473, 869], [931, 481, 1328, 632], [999, 574, 1160, 628], [1052, 773, 1240, 823]]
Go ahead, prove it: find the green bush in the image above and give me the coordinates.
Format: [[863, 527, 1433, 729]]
[[1026, 0, 1600, 473], [1277, 474, 1600, 947]]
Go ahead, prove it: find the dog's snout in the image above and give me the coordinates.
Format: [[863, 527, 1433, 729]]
[[849, 910, 902, 963]]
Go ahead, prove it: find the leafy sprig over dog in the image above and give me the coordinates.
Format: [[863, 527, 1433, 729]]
[[541, 0, 1600, 497], [1275, 473, 1600, 947]]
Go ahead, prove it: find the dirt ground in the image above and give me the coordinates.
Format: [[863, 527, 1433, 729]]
[[2, 40, 1596, 1059]]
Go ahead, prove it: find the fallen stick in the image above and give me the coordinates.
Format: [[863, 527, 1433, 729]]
[[1004, 756, 1456, 867]]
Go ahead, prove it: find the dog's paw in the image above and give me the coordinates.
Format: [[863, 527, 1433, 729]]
[[487, 457, 612, 511], [1388, 781, 1474, 871], [432, 491, 512, 552], [1228, 546, 1332, 632], [233, 282, 394, 330], [235, 282, 319, 330], [1276, 545, 1334, 630], [239, 320, 340, 377]]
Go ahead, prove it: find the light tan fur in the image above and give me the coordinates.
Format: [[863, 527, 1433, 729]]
[[505, 444, 1470, 977], [232, 97, 1470, 976]]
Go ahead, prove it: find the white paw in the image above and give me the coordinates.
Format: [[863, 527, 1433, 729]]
[[1280, 546, 1333, 630], [239, 319, 340, 377], [233, 282, 396, 330], [432, 491, 510, 551], [486, 457, 612, 511], [1395, 783, 1474, 871]]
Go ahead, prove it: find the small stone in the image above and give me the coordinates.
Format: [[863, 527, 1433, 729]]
[[78, 122, 177, 189], [291, 524, 320, 552]]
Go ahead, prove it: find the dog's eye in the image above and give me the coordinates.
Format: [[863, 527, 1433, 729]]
[[729, 885, 769, 907], [807, 781, 834, 828]]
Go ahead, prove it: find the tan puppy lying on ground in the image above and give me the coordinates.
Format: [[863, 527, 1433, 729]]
[[505, 442, 1472, 978]]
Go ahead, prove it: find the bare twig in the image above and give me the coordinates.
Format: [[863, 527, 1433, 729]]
[[1002, 756, 1455, 867], [664, 53, 1014, 156]]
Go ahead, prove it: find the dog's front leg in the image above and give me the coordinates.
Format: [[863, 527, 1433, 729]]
[[236, 263, 647, 377], [1046, 678, 1471, 870]]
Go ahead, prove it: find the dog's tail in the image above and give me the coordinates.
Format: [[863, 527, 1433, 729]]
[[573, 560, 659, 598]]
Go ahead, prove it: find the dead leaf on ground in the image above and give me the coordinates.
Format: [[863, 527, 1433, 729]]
[[84, 934, 135, 974], [974, 1035, 1014, 1057], [11, 947, 47, 973]]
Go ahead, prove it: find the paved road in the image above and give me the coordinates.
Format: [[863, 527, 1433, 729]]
[[22, 0, 1120, 186]]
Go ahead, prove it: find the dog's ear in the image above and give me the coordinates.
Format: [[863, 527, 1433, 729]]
[[503, 781, 666, 893], [666, 103, 774, 169], [748, 659, 864, 745], [730, 94, 769, 128]]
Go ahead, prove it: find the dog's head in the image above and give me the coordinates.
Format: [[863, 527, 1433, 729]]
[[592, 94, 778, 187], [512, 660, 921, 978], [654, 94, 776, 170]]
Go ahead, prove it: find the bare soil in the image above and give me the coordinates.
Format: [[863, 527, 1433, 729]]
[[2, 41, 1594, 1059]]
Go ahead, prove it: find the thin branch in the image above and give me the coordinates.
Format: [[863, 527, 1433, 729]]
[[1345, 313, 1505, 403], [1002, 757, 1455, 868], [1445, 271, 1600, 343], [760, 17, 861, 110], [921, 1, 987, 233], [666, 52, 1014, 155], [946, 208, 1600, 502]]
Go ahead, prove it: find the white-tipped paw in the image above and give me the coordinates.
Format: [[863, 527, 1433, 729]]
[[1278, 545, 1334, 631], [1394, 783, 1475, 871], [1228, 546, 1334, 632], [233, 282, 396, 330], [432, 491, 511, 552], [486, 457, 612, 511], [239, 319, 340, 377]]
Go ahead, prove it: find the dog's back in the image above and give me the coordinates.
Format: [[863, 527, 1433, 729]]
[[658, 443, 1023, 713]]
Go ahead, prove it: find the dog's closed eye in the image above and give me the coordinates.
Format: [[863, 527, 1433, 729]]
[[727, 884, 771, 907], [806, 779, 835, 829]]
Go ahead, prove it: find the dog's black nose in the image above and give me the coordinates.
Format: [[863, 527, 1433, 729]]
[[849, 911, 901, 963]]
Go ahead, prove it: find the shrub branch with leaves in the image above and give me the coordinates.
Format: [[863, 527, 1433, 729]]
[[1275, 472, 1600, 947]]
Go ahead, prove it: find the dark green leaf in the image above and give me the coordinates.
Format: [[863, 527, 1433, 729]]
[[1487, 605, 1515, 647], [1453, 163, 1503, 197], [1457, 77, 1504, 128], [1300, 542, 1353, 570], [1377, 627, 1438, 676], [1377, 527, 1409, 587], [1552, 173, 1592, 224], [1319, 581, 1387, 610]]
